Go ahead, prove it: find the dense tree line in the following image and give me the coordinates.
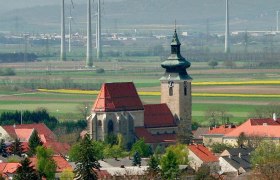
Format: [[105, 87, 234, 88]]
[[0, 53, 37, 63], [0, 109, 87, 132]]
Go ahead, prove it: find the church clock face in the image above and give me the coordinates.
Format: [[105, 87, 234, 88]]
[[168, 81, 174, 88]]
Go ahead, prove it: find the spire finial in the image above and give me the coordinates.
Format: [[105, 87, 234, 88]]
[[175, 19, 177, 31]]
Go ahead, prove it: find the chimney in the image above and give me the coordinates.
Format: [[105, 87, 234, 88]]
[[238, 153, 241, 158], [273, 113, 277, 121]]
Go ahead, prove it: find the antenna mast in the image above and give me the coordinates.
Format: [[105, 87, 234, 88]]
[[225, 0, 230, 53], [97, 0, 102, 60], [68, 8, 73, 53], [61, 0, 66, 61], [86, 0, 93, 67]]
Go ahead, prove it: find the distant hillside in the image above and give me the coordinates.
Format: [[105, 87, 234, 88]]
[[0, 0, 280, 33]]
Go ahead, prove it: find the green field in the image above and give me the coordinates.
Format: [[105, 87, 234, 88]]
[[1, 60, 280, 126]]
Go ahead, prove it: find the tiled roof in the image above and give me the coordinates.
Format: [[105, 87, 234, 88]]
[[2, 123, 56, 142], [44, 141, 70, 155], [30, 155, 72, 173], [93, 82, 144, 112], [225, 118, 280, 138], [15, 129, 34, 142], [193, 127, 209, 140], [188, 144, 218, 163], [205, 125, 237, 135], [0, 163, 20, 174], [144, 104, 176, 128], [135, 127, 176, 144]]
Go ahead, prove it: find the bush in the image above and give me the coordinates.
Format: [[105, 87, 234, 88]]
[[0, 68, 16, 76], [210, 143, 232, 153], [96, 68, 105, 74]]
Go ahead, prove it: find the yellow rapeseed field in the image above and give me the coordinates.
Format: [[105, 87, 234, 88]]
[[37, 89, 280, 98]]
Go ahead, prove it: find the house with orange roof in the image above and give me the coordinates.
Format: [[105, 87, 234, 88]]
[[30, 155, 73, 179], [88, 30, 193, 148], [0, 123, 70, 156], [0, 162, 20, 179], [202, 124, 237, 146], [223, 116, 280, 146], [188, 144, 219, 172]]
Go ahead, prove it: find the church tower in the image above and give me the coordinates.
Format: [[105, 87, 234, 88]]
[[160, 29, 192, 131]]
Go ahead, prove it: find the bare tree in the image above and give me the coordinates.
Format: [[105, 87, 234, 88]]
[[76, 102, 91, 120]]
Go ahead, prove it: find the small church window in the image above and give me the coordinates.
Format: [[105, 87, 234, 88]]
[[168, 81, 174, 96], [184, 81, 187, 96], [98, 120, 102, 126]]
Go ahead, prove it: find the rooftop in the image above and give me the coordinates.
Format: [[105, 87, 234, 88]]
[[135, 127, 176, 144], [93, 82, 144, 112], [144, 104, 176, 128], [205, 124, 237, 135], [225, 118, 280, 138], [188, 144, 218, 163]]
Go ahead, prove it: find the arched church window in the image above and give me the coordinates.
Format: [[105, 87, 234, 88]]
[[107, 120, 114, 134], [98, 120, 102, 126], [168, 81, 174, 96]]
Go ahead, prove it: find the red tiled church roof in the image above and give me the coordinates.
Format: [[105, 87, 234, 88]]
[[93, 82, 144, 112], [2, 123, 56, 142], [135, 127, 176, 144], [225, 118, 280, 138], [188, 144, 218, 163], [144, 104, 176, 128]]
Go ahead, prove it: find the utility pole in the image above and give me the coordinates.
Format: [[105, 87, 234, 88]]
[[68, 15, 73, 53], [225, 0, 230, 54], [97, 0, 102, 60], [61, 0, 66, 61], [86, 0, 93, 67], [277, 10, 279, 32]]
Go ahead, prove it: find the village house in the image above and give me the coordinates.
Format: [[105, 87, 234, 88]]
[[0, 162, 20, 179], [223, 115, 280, 146], [219, 147, 253, 177], [188, 144, 219, 172], [0, 123, 70, 156], [202, 124, 237, 146]]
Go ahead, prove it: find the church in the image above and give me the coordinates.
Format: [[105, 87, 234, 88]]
[[88, 29, 192, 148]]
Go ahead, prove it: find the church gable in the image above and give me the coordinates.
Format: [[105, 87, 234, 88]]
[[144, 104, 176, 128], [92, 82, 144, 112]]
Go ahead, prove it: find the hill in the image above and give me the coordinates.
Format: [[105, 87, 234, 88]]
[[0, 0, 280, 33]]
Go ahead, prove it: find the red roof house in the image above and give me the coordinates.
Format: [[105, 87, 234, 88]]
[[30, 155, 73, 173], [224, 118, 280, 140], [0, 163, 20, 179], [188, 144, 219, 171], [2, 123, 56, 142], [93, 82, 144, 112]]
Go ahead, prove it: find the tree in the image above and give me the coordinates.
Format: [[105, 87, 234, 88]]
[[104, 145, 124, 160], [208, 60, 218, 69], [210, 143, 232, 153], [104, 133, 118, 146], [132, 151, 141, 167], [14, 158, 39, 180], [251, 141, 280, 179], [0, 139, 7, 156], [166, 144, 189, 165], [147, 155, 160, 175], [28, 130, 43, 156], [131, 138, 152, 157], [248, 103, 280, 119], [160, 150, 180, 180], [76, 102, 91, 120], [10, 138, 23, 156], [237, 132, 247, 147], [36, 146, 56, 180], [177, 120, 193, 145], [195, 164, 215, 180], [60, 168, 75, 180], [74, 134, 100, 180]]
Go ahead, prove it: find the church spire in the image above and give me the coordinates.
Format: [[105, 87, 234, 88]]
[[160, 29, 192, 80]]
